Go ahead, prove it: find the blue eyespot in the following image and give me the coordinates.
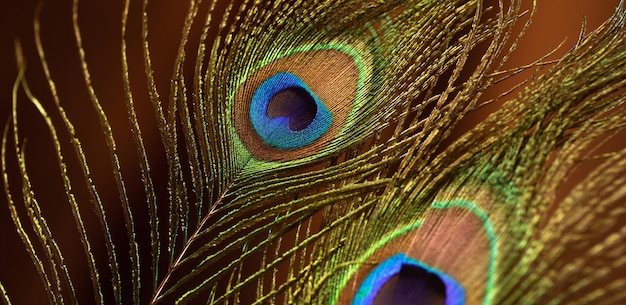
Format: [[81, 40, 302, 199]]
[[352, 253, 465, 305], [249, 72, 332, 149]]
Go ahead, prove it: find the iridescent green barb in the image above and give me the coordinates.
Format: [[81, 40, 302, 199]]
[[1, 0, 626, 304]]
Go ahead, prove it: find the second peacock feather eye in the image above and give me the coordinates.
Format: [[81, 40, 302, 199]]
[[249, 72, 333, 149], [352, 254, 465, 305]]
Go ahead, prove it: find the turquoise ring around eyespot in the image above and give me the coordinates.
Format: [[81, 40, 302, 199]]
[[249, 72, 333, 149]]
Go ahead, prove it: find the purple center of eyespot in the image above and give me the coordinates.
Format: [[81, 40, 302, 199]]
[[373, 264, 446, 305], [266, 86, 317, 131]]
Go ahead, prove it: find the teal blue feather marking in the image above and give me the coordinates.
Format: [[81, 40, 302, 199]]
[[249, 72, 332, 149]]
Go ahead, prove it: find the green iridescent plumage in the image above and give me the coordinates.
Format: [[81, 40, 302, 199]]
[[1, 0, 626, 304]]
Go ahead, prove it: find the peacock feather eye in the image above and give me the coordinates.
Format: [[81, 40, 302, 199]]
[[248, 72, 333, 149], [352, 253, 465, 305], [336, 199, 496, 305], [232, 46, 368, 162]]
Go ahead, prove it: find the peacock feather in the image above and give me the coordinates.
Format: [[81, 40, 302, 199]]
[[1, 0, 626, 304]]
